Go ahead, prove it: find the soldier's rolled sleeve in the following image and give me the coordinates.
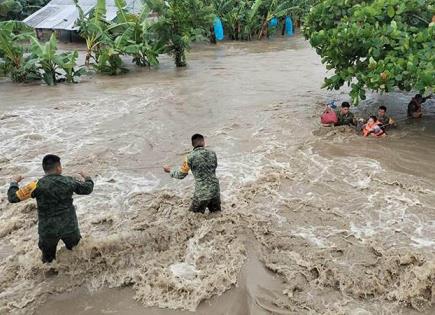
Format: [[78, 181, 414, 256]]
[[74, 177, 94, 195], [7, 182, 21, 203], [170, 157, 190, 180], [170, 169, 188, 180]]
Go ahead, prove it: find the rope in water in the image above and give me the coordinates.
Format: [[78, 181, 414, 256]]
[[20, 165, 164, 178], [0, 152, 254, 179]]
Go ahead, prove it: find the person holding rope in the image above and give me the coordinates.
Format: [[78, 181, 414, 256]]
[[377, 105, 396, 131], [163, 134, 221, 213], [7, 154, 94, 263]]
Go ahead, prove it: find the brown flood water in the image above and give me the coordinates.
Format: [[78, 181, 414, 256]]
[[0, 36, 434, 314]]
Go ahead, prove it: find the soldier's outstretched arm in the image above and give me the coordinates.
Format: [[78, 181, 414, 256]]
[[8, 176, 37, 203], [169, 158, 190, 180], [73, 172, 94, 195]]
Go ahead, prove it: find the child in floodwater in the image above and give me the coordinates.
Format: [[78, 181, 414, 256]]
[[163, 134, 221, 213], [362, 116, 385, 137], [7, 155, 94, 263]]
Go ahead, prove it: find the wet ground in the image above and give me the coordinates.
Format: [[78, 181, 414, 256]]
[[0, 36, 434, 314]]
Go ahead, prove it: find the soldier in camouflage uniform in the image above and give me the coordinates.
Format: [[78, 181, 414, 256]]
[[164, 134, 221, 213], [7, 154, 94, 263], [335, 102, 356, 126], [376, 105, 397, 131]]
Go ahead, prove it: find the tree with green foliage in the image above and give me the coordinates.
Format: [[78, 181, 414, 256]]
[[0, 0, 49, 21], [145, 0, 214, 67], [0, 0, 22, 20], [304, 0, 434, 104]]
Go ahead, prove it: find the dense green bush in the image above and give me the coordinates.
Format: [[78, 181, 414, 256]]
[[205, 0, 315, 40], [0, 21, 84, 84], [304, 0, 434, 104], [0, 0, 49, 21]]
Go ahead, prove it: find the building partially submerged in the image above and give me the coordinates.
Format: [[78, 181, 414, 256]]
[[24, 0, 143, 31]]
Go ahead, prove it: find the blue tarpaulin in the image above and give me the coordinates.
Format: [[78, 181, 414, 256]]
[[269, 17, 278, 28], [285, 16, 294, 36], [213, 17, 224, 41]]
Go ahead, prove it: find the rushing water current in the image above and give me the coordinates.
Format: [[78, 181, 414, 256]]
[[1, 37, 434, 314]]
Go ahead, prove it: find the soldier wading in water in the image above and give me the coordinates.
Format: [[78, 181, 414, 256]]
[[164, 134, 221, 213], [7, 154, 94, 263]]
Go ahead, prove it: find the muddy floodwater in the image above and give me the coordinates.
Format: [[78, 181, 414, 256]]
[[0, 37, 434, 314]]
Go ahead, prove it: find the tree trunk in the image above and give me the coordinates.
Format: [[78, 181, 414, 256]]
[[236, 22, 240, 40], [85, 53, 91, 67], [258, 17, 268, 40], [210, 25, 217, 44], [281, 19, 286, 36], [175, 48, 186, 67]]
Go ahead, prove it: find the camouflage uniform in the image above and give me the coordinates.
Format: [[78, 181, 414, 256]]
[[377, 114, 390, 126], [8, 174, 94, 262], [335, 110, 355, 126], [171, 147, 221, 213]]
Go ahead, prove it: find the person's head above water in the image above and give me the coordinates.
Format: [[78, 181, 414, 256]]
[[378, 105, 387, 116], [341, 102, 350, 114], [42, 154, 62, 175], [368, 115, 378, 124], [191, 134, 205, 148], [415, 94, 423, 102]]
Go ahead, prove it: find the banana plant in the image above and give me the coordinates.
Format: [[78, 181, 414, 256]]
[[93, 46, 127, 75], [257, 0, 300, 39], [206, 0, 312, 40], [145, 0, 213, 67], [111, 0, 163, 67], [74, 0, 112, 66], [56, 50, 86, 83], [0, 20, 36, 82], [27, 33, 84, 85], [28, 33, 58, 85]]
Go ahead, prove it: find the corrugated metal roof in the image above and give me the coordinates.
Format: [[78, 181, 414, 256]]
[[24, 0, 143, 31]]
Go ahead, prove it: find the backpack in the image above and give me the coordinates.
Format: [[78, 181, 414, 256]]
[[321, 110, 338, 125]]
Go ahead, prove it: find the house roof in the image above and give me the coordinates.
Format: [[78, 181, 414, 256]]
[[23, 0, 143, 31]]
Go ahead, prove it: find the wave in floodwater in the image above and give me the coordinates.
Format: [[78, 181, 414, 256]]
[[1, 39, 434, 314]]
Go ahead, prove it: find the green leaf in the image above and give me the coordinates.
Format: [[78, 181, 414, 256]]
[[387, 6, 395, 18]]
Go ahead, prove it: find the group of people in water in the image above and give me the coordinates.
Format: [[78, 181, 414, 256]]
[[321, 93, 432, 137], [5, 94, 433, 263], [7, 134, 220, 263]]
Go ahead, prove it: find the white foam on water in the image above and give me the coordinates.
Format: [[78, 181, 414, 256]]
[[169, 262, 198, 280]]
